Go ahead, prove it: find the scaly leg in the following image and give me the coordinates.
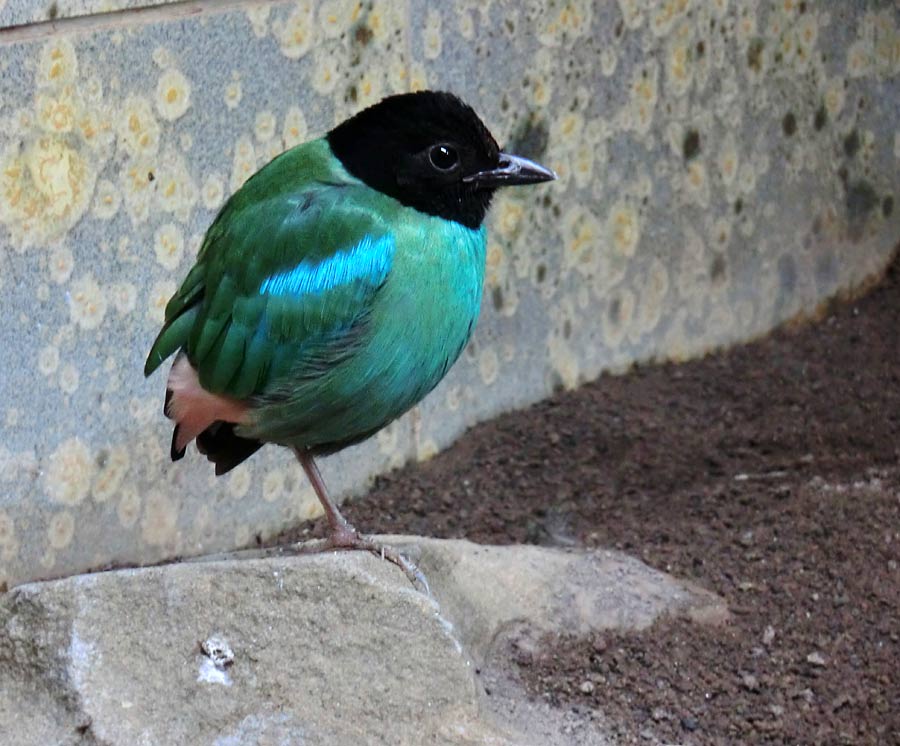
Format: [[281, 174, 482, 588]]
[[293, 448, 429, 594]]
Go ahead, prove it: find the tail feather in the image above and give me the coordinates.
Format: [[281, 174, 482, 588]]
[[165, 354, 251, 464], [196, 423, 263, 475]]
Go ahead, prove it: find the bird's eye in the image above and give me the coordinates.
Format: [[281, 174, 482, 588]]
[[429, 144, 459, 171]]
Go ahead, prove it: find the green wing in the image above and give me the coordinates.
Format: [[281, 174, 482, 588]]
[[145, 141, 395, 402]]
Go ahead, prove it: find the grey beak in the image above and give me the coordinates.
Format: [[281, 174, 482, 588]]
[[463, 152, 557, 187]]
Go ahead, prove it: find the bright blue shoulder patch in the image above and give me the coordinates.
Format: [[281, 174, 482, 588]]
[[259, 234, 395, 298]]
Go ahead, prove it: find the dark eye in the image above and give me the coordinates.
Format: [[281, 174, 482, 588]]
[[429, 144, 459, 171]]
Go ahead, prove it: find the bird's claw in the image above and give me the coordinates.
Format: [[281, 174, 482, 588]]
[[292, 532, 431, 596]]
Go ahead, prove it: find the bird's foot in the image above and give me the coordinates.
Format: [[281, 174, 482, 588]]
[[293, 529, 430, 596]]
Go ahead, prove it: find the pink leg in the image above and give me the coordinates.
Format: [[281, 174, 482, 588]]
[[293, 448, 429, 593]]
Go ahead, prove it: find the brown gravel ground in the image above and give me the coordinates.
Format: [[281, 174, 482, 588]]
[[284, 251, 900, 745]]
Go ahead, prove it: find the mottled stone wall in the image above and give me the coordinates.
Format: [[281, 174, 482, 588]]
[[0, 1, 897, 587]]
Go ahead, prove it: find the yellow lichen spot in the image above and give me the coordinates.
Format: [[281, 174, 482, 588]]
[[110, 282, 137, 315], [36, 89, 77, 134], [626, 63, 659, 136], [255, 110, 277, 143], [278, 1, 316, 59], [27, 138, 84, 214], [484, 243, 502, 286], [494, 193, 524, 239], [600, 48, 618, 77], [92, 178, 120, 220], [156, 69, 191, 122], [154, 222, 184, 271], [202, 173, 225, 210], [445, 385, 461, 412], [666, 34, 693, 97], [224, 79, 243, 110], [650, 0, 689, 38], [227, 463, 252, 500], [424, 9, 443, 60], [846, 38, 871, 78], [552, 112, 584, 149], [717, 134, 739, 186], [606, 202, 640, 258], [547, 333, 579, 390], [151, 46, 176, 69], [795, 13, 818, 52], [824, 78, 845, 118], [616, 0, 644, 30], [572, 143, 595, 188], [231, 135, 257, 192], [118, 95, 160, 159], [69, 273, 108, 330], [38, 344, 59, 376], [356, 71, 384, 109], [117, 486, 141, 529], [48, 245, 74, 284], [59, 363, 79, 394], [311, 53, 340, 96], [684, 161, 710, 206], [478, 347, 499, 386], [409, 63, 429, 93], [45, 437, 94, 506], [0, 135, 93, 247], [457, 8, 474, 40], [417, 437, 439, 462], [141, 490, 178, 546], [637, 259, 669, 335], [561, 204, 602, 275], [283, 106, 308, 148], [38, 39, 78, 86], [47, 511, 75, 550], [262, 468, 285, 502], [298, 488, 323, 520], [318, 0, 349, 38], [155, 152, 198, 218], [148, 279, 176, 323], [528, 73, 553, 109], [246, 5, 271, 37], [120, 159, 154, 225]]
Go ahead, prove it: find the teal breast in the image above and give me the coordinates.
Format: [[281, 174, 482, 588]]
[[243, 210, 486, 451]]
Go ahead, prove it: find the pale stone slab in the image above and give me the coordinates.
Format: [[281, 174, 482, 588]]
[[0, 538, 727, 745]]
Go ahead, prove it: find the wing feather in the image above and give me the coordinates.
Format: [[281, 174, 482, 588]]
[[145, 142, 396, 407]]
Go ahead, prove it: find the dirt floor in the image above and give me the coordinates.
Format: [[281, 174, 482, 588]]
[[289, 254, 900, 745]]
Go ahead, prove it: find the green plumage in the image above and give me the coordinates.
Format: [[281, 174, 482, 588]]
[[146, 138, 486, 452]]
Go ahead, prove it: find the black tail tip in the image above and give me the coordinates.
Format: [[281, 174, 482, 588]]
[[170, 426, 186, 461]]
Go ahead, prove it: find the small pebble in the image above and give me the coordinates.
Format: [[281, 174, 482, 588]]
[[200, 635, 234, 669], [806, 651, 827, 667], [579, 680, 595, 694], [680, 716, 699, 732], [763, 625, 776, 646]]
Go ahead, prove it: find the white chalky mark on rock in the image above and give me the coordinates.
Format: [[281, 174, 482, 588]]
[[198, 634, 234, 686]]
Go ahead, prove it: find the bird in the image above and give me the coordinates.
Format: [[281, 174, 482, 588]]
[[145, 90, 556, 581]]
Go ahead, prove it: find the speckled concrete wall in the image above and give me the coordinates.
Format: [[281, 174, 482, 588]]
[[0, 1, 897, 588]]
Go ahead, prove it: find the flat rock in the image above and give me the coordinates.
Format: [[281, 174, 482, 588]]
[[0, 538, 727, 745]]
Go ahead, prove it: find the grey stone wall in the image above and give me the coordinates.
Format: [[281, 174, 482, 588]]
[[0, 0, 897, 587]]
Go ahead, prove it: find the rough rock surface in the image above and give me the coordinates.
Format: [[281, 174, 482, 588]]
[[0, 538, 726, 745]]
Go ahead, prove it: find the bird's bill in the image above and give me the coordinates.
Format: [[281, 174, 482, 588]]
[[463, 152, 557, 187]]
